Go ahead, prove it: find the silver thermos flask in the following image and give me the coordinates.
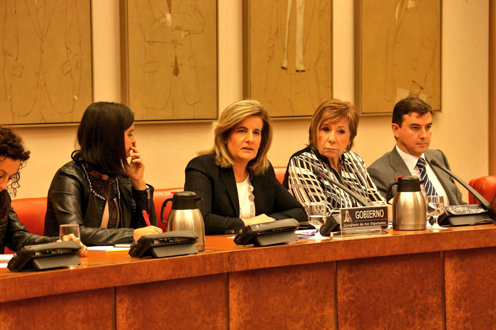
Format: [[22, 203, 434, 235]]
[[388, 176, 426, 231], [162, 191, 205, 251]]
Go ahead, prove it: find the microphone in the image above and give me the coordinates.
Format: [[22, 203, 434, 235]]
[[310, 165, 371, 207], [429, 159, 493, 212]]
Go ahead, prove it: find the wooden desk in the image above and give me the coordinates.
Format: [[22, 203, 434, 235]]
[[1, 226, 496, 329]]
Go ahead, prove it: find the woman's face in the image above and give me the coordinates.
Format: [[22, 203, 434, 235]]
[[0, 157, 20, 192], [316, 117, 351, 168], [124, 123, 136, 158], [226, 116, 263, 167]]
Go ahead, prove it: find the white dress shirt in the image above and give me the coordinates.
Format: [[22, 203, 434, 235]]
[[237, 176, 255, 219]]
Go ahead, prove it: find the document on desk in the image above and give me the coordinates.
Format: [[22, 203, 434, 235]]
[[87, 246, 130, 252], [0, 254, 13, 261], [0, 254, 13, 268], [296, 229, 316, 235]]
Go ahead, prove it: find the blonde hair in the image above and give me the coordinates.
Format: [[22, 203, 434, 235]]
[[308, 99, 359, 152], [204, 100, 273, 175]]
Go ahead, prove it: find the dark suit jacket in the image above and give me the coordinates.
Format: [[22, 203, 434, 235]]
[[368, 147, 465, 205], [184, 154, 306, 235]]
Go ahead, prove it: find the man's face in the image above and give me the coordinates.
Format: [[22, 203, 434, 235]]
[[392, 112, 432, 158]]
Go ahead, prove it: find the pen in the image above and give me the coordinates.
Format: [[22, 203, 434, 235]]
[[142, 210, 151, 226]]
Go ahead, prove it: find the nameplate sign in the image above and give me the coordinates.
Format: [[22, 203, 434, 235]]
[[445, 204, 487, 215], [339, 206, 388, 229]]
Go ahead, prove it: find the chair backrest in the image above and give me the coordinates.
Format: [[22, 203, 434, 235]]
[[5, 197, 48, 254], [273, 166, 287, 185], [10, 197, 47, 236], [153, 188, 183, 232], [469, 175, 496, 207]]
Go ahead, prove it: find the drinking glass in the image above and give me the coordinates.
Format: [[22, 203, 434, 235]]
[[59, 224, 81, 242], [308, 202, 327, 240], [427, 196, 446, 230]]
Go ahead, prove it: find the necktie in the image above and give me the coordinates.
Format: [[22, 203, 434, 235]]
[[417, 158, 437, 196]]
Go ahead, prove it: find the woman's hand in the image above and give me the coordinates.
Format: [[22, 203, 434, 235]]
[[127, 142, 147, 190], [60, 233, 88, 257], [241, 214, 275, 226], [133, 226, 163, 242]]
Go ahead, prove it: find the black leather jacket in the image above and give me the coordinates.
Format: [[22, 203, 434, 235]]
[[0, 192, 54, 253], [44, 161, 157, 246]]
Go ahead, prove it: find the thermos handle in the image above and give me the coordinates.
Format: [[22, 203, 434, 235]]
[[386, 181, 399, 202], [161, 198, 174, 224]]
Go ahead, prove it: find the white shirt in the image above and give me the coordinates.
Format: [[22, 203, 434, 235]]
[[237, 176, 255, 219], [395, 145, 450, 206]]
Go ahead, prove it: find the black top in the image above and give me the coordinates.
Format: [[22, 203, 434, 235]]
[[184, 154, 306, 235]]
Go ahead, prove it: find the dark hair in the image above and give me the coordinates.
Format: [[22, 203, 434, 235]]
[[392, 97, 433, 127], [72, 102, 134, 177], [0, 126, 30, 196]]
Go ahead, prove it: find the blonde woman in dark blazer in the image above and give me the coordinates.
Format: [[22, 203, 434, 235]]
[[184, 100, 306, 235]]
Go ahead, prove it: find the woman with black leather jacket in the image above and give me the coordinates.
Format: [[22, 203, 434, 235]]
[[44, 102, 162, 246], [0, 127, 86, 255]]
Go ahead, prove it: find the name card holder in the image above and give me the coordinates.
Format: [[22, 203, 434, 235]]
[[339, 206, 389, 238]]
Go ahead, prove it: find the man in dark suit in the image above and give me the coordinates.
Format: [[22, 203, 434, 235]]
[[368, 97, 464, 205]]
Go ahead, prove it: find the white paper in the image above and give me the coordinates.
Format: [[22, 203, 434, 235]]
[[105, 248, 130, 253], [296, 229, 316, 235], [0, 254, 13, 261], [87, 246, 115, 251], [87, 246, 130, 252]]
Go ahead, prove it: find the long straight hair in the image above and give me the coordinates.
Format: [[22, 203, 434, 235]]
[[72, 102, 134, 177]]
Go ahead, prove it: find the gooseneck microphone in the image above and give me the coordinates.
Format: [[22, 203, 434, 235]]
[[310, 165, 371, 207], [429, 159, 493, 212]]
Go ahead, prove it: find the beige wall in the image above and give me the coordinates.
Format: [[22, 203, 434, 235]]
[[12, 0, 489, 200]]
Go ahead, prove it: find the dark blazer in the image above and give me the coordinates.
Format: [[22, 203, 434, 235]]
[[184, 154, 306, 235], [368, 147, 465, 204]]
